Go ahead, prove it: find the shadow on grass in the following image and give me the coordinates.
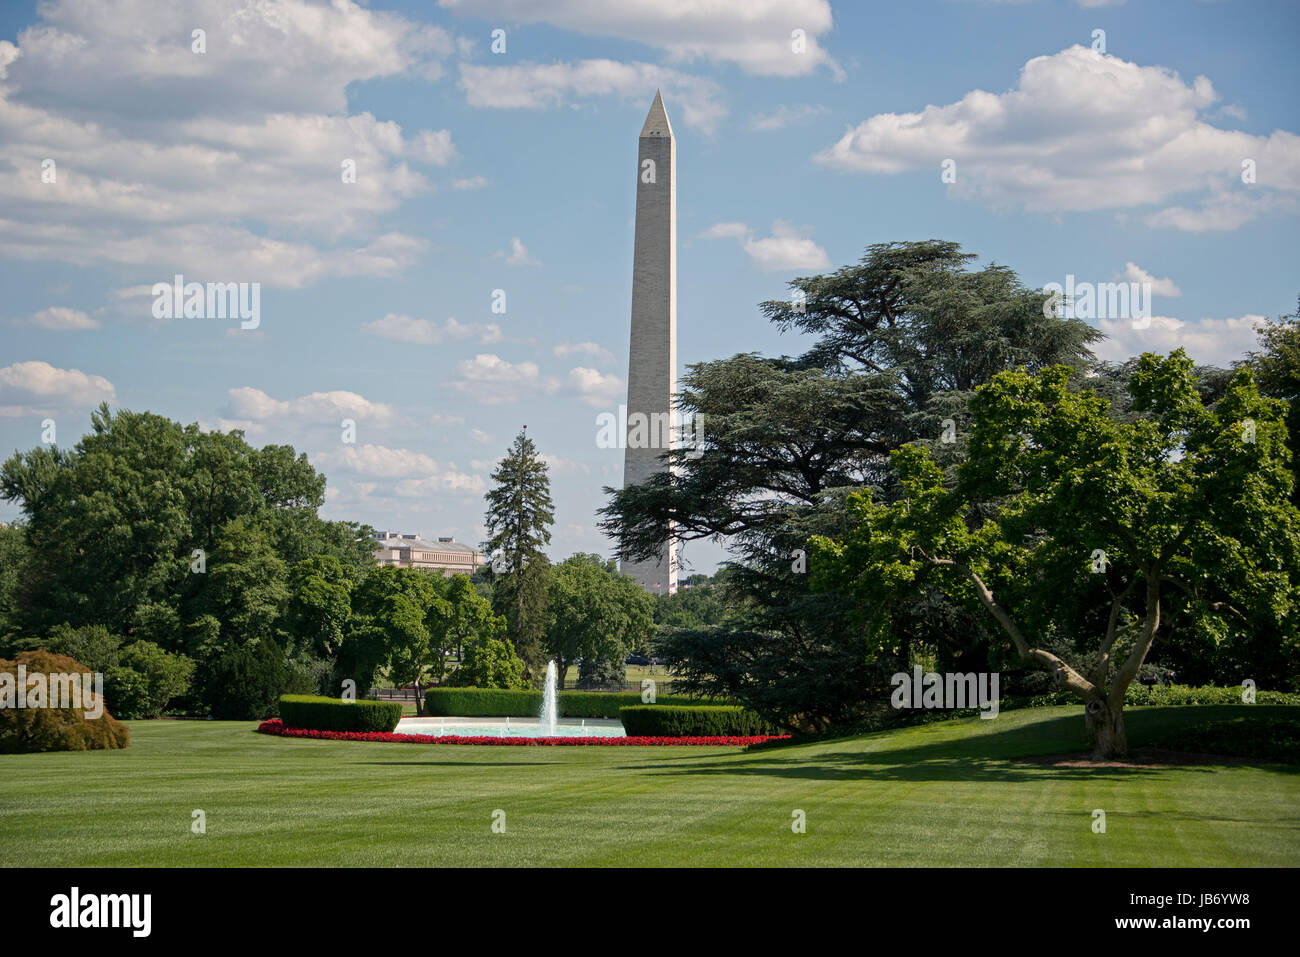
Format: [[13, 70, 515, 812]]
[[622, 707, 1300, 784]]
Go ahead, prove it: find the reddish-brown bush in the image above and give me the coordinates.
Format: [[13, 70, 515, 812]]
[[0, 650, 130, 753]]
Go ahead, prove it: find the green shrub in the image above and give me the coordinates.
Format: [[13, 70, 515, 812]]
[[0, 651, 130, 753], [420, 687, 724, 718], [284, 656, 333, 696], [1125, 684, 1300, 707], [561, 691, 719, 718], [103, 665, 151, 721], [576, 657, 623, 690], [109, 641, 194, 719], [22, 624, 123, 674], [201, 640, 288, 720], [278, 695, 404, 733], [619, 705, 775, 737]]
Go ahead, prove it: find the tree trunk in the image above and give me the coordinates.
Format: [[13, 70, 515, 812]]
[[1085, 698, 1127, 759]]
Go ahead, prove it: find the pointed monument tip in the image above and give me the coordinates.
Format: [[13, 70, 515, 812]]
[[640, 90, 673, 138]]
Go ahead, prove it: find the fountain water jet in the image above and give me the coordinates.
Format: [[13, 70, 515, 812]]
[[539, 660, 559, 736]]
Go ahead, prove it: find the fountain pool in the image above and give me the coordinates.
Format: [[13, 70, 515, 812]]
[[390, 717, 625, 739]]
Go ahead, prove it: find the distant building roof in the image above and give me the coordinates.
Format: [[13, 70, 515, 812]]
[[374, 531, 480, 554]]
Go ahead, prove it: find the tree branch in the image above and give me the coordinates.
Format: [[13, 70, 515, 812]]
[[1108, 575, 1161, 708], [922, 550, 1098, 700], [1092, 575, 1140, 687]]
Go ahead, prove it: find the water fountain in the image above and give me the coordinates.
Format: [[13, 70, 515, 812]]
[[389, 658, 626, 738], [539, 660, 558, 736]]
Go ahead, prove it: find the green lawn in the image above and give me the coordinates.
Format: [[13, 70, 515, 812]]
[[2, 704, 1297, 866]]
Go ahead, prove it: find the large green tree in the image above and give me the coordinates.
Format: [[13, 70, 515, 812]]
[[0, 404, 374, 709], [600, 241, 1101, 728], [350, 565, 440, 709], [544, 554, 655, 688], [438, 573, 502, 663], [812, 352, 1300, 758], [482, 429, 554, 674], [287, 555, 355, 662]]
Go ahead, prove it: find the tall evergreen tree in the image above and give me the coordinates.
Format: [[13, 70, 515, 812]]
[[600, 240, 1103, 728], [482, 429, 554, 674]]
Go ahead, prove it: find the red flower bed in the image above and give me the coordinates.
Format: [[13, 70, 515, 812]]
[[256, 719, 788, 747]]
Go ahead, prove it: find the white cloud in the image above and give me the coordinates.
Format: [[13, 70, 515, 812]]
[[11, 307, 99, 331], [440, 0, 837, 78], [556, 367, 625, 407], [449, 354, 623, 407], [452, 175, 488, 190], [540, 454, 591, 476], [0, 360, 115, 415], [1119, 263, 1181, 298], [459, 59, 727, 134], [429, 413, 466, 427], [362, 314, 502, 345], [554, 342, 616, 365], [750, 104, 828, 132], [1094, 314, 1267, 367], [816, 45, 1300, 230], [701, 219, 831, 271], [1143, 190, 1288, 233], [470, 428, 493, 444], [450, 353, 542, 404], [197, 417, 267, 438], [497, 237, 539, 267], [0, 1, 454, 286], [0, 214, 429, 294], [9, 0, 454, 119], [393, 473, 486, 497], [316, 443, 486, 494], [226, 387, 395, 426]]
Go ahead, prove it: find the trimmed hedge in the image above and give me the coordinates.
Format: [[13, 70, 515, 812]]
[[421, 688, 540, 717], [619, 705, 774, 737], [562, 691, 720, 718], [1014, 684, 1300, 710], [278, 695, 404, 733], [420, 687, 721, 718]]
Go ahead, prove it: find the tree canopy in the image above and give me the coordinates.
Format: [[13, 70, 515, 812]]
[[812, 351, 1300, 757]]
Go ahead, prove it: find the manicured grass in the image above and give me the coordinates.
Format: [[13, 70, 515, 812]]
[[1, 705, 1296, 866]]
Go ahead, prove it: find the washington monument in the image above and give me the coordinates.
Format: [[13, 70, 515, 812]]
[[621, 91, 678, 594]]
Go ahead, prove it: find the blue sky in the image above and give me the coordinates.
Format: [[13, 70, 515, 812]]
[[1, 0, 1297, 575]]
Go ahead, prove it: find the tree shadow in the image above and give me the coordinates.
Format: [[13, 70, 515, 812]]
[[620, 709, 1300, 784]]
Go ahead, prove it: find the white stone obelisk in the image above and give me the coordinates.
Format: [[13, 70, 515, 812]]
[[622, 91, 678, 595]]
